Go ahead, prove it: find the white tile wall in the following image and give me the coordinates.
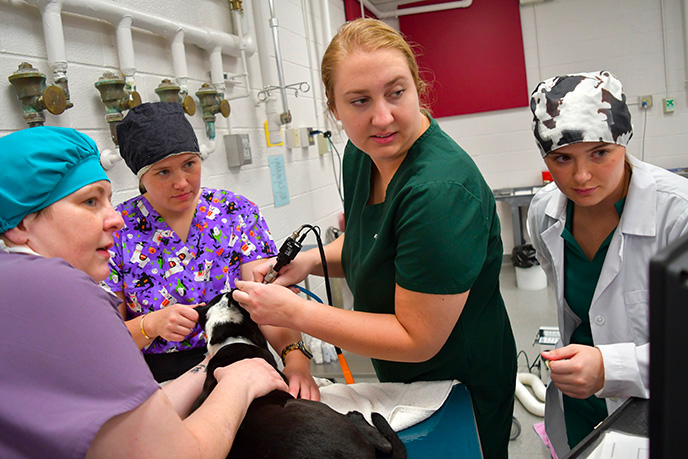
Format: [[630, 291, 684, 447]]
[[1, 0, 686, 265]]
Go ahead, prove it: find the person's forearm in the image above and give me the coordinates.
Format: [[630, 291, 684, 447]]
[[127, 313, 156, 349], [161, 358, 209, 418], [183, 377, 253, 456], [115, 293, 155, 349], [88, 388, 244, 459], [307, 233, 345, 277], [288, 296, 435, 362], [261, 325, 302, 359]]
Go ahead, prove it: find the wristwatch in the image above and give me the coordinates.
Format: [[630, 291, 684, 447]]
[[280, 340, 313, 364]]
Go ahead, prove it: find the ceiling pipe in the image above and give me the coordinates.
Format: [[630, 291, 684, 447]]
[[267, 0, 291, 125], [361, 0, 473, 18], [209, 45, 226, 93], [251, 0, 284, 144], [683, 0, 688, 90], [226, 4, 252, 101], [35, 0, 73, 109], [21, 0, 255, 58], [320, 0, 333, 44], [302, 0, 325, 129], [116, 15, 136, 93], [171, 30, 189, 95]]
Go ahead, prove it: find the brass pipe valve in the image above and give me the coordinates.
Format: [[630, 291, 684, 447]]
[[195, 82, 230, 140], [8, 62, 67, 127], [155, 78, 196, 116], [94, 71, 142, 145]]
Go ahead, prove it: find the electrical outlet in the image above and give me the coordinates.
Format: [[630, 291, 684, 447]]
[[224, 134, 252, 167], [299, 127, 314, 148], [285, 128, 301, 149], [639, 95, 653, 109], [663, 98, 675, 114], [316, 134, 330, 155]]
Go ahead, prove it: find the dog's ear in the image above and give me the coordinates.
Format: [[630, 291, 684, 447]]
[[228, 288, 248, 313], [194, 302, 212, 329]]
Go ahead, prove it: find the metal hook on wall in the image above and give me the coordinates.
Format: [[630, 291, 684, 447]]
[[256, 81, 309, 124], [257, 81, 310, 103]]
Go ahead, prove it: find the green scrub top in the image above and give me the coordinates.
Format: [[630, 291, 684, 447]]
[[561, 197, 626, 449], [341, 115, 516, 458]]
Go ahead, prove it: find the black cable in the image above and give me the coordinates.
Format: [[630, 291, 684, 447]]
[[308, 129, 344, 204], [518, 349, 546, 374], [297, 224, 332, 307], [529, 353, 544, 373], [516, 349, 531, 371], [328, 138, 345, 204], [268, 223, 353, 382]]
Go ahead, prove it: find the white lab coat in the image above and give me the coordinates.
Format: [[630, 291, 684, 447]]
[[526, 154, 688, 456]]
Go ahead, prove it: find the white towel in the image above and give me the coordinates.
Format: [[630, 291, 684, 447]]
[[317, 378, 459, 431]]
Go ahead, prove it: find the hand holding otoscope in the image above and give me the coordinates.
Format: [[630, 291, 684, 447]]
[[263, 226, 355, 385]]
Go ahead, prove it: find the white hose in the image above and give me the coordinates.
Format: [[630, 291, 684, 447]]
[[515, 372, 546, 417], [100, 147, 122, 170], [199, 140, 216, 159]]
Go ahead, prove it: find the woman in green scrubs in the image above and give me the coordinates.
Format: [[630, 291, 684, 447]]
[[234, 18, 516, 459]]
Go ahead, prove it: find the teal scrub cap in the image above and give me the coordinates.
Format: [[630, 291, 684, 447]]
[[0, 126, 110, 233]]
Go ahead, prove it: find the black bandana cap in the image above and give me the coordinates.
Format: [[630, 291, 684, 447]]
[[117, 102, 200, 176]]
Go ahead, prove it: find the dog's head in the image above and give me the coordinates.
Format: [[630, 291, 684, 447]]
[[195, 291, 268, 358]]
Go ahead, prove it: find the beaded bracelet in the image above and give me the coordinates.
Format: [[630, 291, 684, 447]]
[[140, 314, 152, 340]]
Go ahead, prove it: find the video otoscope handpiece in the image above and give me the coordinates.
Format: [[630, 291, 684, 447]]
[[263, 231, 303, 284]]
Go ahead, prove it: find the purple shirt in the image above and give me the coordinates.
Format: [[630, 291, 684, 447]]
[[104, 188, 277, 354], [0, 252, 159, 458]]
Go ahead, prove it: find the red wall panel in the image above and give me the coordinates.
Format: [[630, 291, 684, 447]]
[[344, 0, 377, 20], [399, 0, 529, 118]]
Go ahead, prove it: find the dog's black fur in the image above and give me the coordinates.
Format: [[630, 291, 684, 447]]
[[192, 291, 407, 459]]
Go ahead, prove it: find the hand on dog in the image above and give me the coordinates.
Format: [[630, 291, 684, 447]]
[[233, 280, 301, 329], [543, 344, 605, 399], [215, 357, 289, 400], [150, 303, 203, 342], [282, 355, 321, 401]]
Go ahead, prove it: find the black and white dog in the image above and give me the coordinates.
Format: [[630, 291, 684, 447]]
[[192, 291, 407, 459]]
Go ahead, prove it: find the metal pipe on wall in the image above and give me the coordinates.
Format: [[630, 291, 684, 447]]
[[267, 0, 291, 124], [321, 0, 333, 44], [251, 0, 284, 143], [13, 0, 258, 159], [19, 0, 256, 87], [22, 0, 255, 57], [683, 0, 688, 89], [171, 30, 190, 95], [361, 0, 473, 19], [302, 0, 324, 130], [36, 0, 73, 108], [227, 6, 252, 100], [116, 15, 136, 91]]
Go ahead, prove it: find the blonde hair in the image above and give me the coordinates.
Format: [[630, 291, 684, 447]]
[[321, 18, 428, 114]]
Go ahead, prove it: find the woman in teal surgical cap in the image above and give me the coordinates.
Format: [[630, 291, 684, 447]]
[[0, 126, 287, 458]]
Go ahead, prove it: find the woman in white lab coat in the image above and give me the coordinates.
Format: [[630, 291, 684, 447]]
[[526, 70, 688, 456]]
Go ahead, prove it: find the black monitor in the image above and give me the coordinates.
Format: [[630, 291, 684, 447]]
[[649, 232, 688, 459]]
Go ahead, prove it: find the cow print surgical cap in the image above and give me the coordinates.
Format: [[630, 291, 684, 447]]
[[530, 70, 633, 157]]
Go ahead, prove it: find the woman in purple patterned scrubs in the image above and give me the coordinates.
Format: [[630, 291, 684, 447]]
[[104, 103, 318, 400]]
